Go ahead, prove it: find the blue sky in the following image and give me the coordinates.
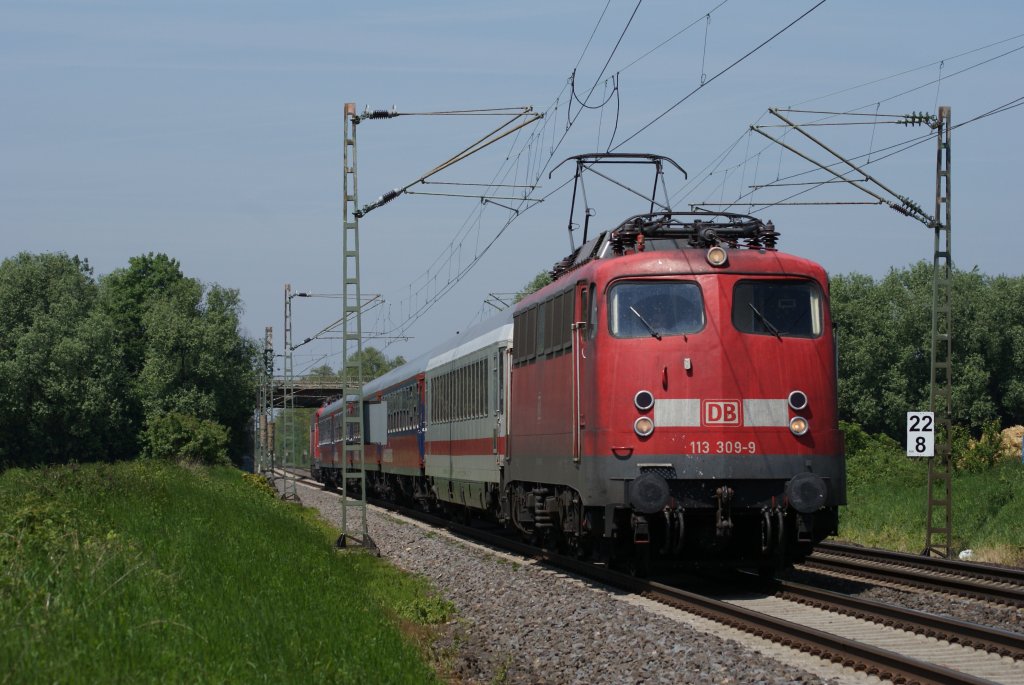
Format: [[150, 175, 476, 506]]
[[2, 1, 1021, 372]]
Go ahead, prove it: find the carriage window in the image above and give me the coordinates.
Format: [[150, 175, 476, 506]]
[[608, 281, 704, 338], [732, 280, 822, 338]]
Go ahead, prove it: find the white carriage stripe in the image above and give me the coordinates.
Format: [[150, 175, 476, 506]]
[[652, 399, 790, 427], [653, 399, 701, 426], [742, 399, 789, 426], [424, 453, 501, 482]]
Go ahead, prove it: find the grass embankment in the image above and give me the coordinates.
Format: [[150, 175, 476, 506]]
[[0, 460, 452, 684], [838, 423, 1024, 565]]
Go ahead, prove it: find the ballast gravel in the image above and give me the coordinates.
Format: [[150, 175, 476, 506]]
[[284, 480, 845, 685]]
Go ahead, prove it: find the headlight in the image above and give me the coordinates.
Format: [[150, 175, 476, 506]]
[[706, 245, 728, 267], [789, 416, 809, 436], [788, 390, 808, 411], [634, 416, 655, 437], [634, 390, 655, 412]]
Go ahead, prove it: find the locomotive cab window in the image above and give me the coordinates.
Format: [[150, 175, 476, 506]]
[[608, 281, 704, 338], [732, 280, 822, 338]]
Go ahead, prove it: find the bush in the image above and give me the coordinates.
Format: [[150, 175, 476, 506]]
[[242, 472, 277, 498], [954, 419, 1011, 473], [141, 412, 230, 465], [840, 421, 926, 489]]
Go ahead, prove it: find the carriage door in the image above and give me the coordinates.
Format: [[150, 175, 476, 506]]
[[573, 281, 592, 462], [493, 346, 509, 466], [417, 378, 426, 470]]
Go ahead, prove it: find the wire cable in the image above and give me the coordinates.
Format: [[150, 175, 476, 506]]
[[611, 0, 829, 150]]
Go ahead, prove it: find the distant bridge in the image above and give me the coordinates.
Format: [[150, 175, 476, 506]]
[[268, 378, 355, 409]]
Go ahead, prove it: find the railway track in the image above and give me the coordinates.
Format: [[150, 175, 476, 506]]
[[270, 469, 1024, 684], [804, 541, 1024, 607]]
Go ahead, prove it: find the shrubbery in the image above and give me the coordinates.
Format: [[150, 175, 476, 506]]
[[141, 411, 230, 465], [842, 419, 1024, 480], [840, 421, 926, 490]]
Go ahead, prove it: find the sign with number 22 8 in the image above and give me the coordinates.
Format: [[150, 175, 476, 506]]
[[906, 411, 935, 458]]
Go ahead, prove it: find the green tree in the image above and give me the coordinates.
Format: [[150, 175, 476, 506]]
[[0, 251, 257, 466], [307, 364, 338, 381], [831, 266, 931, 436], [831, 261, 1019, 438], [0, 253, 131, 465], [342, 347, 406, 383], [99, 253, 258, 461], [514, 271, 553, 303], [967, 273, 1024, 425]]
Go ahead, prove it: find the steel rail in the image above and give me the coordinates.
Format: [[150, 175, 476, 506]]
[[816, 541, 1024, 586], [776, 578, 1024, 660], [802, 554, 1024, 608]]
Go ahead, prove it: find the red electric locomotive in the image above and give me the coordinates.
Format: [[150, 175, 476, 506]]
[[313, 153, 845, 574]]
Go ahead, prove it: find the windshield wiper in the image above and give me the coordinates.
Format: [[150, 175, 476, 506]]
[[748, 303, 782, 339], [629, 306, 662, 340]]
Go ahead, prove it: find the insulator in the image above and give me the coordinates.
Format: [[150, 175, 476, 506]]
[[356, 189, 402, 218], [362, 108, 399, 120]]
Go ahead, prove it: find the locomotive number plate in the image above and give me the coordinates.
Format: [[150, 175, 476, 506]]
[[688, 440, 757, 455]]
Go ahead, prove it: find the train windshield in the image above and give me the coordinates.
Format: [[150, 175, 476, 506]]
[[732, 280, 823, 338], [608, 281, 704, 338]]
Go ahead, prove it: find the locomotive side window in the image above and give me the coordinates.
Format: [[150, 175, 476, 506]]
[[525, 307, 537, 361], [512, 289, 575, 365], [732, 280, 822, 338], [588, 283, 597, 340], [608, 281, 705, 338], [558, 290, 573, 351], [580, 287, 589, 336]]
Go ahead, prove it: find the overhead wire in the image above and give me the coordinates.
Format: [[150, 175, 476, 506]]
[[683, 31, 1024, 215], [366, 0, 876, 347], [611, 0, 829, 151], [790, 31, 1024, 108], [367, 1, 661, 344], [706, 91, 1024, 215]]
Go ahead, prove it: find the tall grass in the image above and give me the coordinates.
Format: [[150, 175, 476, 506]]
[[839, 422, 1024, 564], [0, 461, 449, 684]]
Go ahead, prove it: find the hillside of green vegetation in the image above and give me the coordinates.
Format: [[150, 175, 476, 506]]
[[0, 461, 451, 684]]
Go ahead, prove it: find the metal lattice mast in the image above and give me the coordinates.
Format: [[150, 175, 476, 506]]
[[340, 102, 368, 546], [281, 284, 298, 501], [925, 106, 953, 558]]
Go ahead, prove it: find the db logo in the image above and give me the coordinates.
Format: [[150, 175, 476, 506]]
[[702, 400, 741, 426]]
